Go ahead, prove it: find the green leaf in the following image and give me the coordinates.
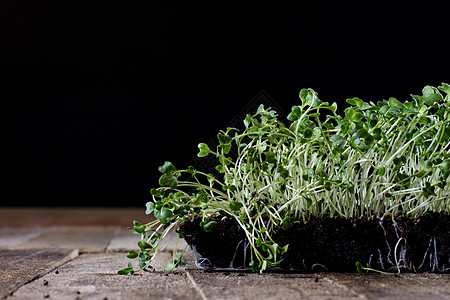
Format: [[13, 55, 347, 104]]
[[127, 251, 139, 259], [218, 143, 231, 154], [416, 86, 443, 106], [439, 159, 450, 173], [133, 221, 145, 234], [418, 160, 433, 177], [165, 255, 186, 271], [326, 102, 338, 113], [339, 121, 349, 135], [150, 188, 165, 198], [117, 264, 134, 275], [260, 260, 268, 273], [287, 106, 301, 121], [145, 202, 155, 215], [276, 165, 290, 178], [206, 174, 215, 187], [355, 261, 366, 274], [422, 86, 434, 97], [422, 181, 436, 198], [198, 143, 213, 157], [217, 133, 232, 145], [303, 128, 313, 139], [438, 82, 450, 95], [345, 107, 364, 122], [357, 128, 373, 142], [299, 88, 320, 107], [424, 93, 442, 106], [202, 221, 217, 232], [388, 97, 403, 108], [377, 167, 386, 176], [264, 151, 277, 163], [222, 184, 237, 191], [215, 165, 225, 173], [281, 216, 293, 230], [372, 128, 382, 140], [168, 258, 187, 270], [280, 244, 289, 254], [443, 127, 450, 140], [138, 252, 148, 268], [247, 125, 261, 138], [329, 134, 346, 149], [156, 208, 173, 225], [244, 114, 253, 128], [418, 116, 428, 124], [436, 108, 445, 120], [256, 104, 266, 114], [158, 161, 176, 174], [379, 105, 389, 115], [138, 240, 152, 250], [346, 97, 364, 107], [127, 227, 140, 235], [158, 174, 178, 189], [351, 129, 374, 151], [423, 160, 433, 171], [256, 237, 263, 247], [229, 201, 243, 211], [186, 165, 197, 176], [150, 232, 161, 245]]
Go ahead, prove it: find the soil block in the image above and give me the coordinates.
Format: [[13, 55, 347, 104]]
[[180, 212, 450, 273]]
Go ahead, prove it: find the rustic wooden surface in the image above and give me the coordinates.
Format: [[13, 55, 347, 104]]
[[1, 207, 449, 300]]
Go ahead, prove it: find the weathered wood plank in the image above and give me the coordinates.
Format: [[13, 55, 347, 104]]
[[10, 252, 199, 300], [0, 248, 78, 298], [12, 226, 120, 253]]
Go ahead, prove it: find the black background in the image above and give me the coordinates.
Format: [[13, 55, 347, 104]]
[[2, 1, 449, 207]]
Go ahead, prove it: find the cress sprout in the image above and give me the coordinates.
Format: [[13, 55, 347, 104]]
[[119, 83, 450, 274]]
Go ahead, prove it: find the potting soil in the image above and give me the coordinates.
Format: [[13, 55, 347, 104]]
[[180, 212, 450, 273]]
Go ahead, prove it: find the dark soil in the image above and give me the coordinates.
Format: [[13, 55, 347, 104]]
[[181, 217, 249, 270], [180, 212, 450, 273]]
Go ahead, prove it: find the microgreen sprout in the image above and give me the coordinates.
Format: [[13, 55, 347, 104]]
[[356, 237, 404, 275], [119, 83, 450, 274]]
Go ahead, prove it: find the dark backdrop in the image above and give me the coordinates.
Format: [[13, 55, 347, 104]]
[[2, 1, 449, 207]]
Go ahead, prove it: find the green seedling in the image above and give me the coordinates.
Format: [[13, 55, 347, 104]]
[[356, 238, 404, 275], [119, 83, 450, 275]]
